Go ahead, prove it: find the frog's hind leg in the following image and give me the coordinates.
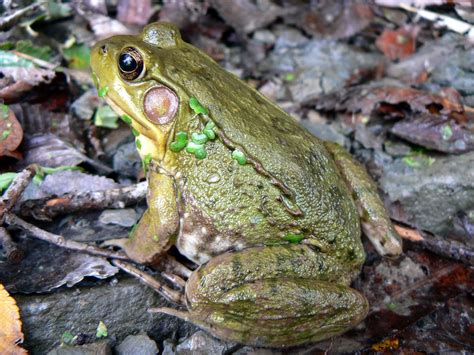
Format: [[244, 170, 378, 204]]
[[324, 141, 402, 258], [153, 245, 368, 347]]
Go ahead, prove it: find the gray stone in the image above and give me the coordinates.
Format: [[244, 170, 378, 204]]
[[99, 209, 139, 227], [71, 90, 101, 121], [48, 340, 111, 355], [261, 39, 380, 104], [380, 152, 474, 239], [173, 330, 237, 355], [301, 121, 347, 147], [115, 334, 158, 355], [15, 277, 195, 354], [113, 142, 142, 178]]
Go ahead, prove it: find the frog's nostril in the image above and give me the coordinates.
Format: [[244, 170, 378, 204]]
[[100, 45, 107, 55]]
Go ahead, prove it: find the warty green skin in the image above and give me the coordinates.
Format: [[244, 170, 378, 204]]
[[90, 22, 401, 347]]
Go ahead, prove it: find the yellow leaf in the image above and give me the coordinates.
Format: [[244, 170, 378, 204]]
[[0, 283, 27, 354]]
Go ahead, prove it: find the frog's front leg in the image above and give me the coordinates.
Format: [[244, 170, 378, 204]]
[[324, 142, 403, 258], [122, 169, 180, 264], [156, 245, 368, 347]]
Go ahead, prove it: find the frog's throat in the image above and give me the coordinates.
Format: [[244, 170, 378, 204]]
[[199, 115, 304, 218]]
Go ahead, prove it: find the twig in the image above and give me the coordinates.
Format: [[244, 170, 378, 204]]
[[0, 165, 37, 223], [19, 181, 147, 221], [4, 212, 129, 260], [400, 4, 474, 42], [0, 227, 24, 263], [394, 224, 474, 265], [0, 2, 46, 30], [112, 259, 185, 305]]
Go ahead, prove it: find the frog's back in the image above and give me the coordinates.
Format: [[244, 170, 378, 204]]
[[161, 43, 363, 263]]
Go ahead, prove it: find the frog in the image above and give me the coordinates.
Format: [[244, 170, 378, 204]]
[[90, 22, 402, 347]]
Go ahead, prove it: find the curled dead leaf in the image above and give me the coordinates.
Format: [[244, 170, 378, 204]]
[[0, 107, 23, 159], [376, 27, 417, 60], [0, 283, 27, 354], [0, 67, 55, 102]]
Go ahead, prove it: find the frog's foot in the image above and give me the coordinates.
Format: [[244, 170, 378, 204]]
[[324, 142, 403, 257], [156, 245, 369, 348]]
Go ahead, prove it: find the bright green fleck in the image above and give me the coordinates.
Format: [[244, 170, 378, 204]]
[[98, 86, 109, 98], [175, 131, 188, 142], [441, 124, 453, 140], [186, 141, 203, 154], [402, 156, 421, 168], [203, 121, 216, 140], [152, 235, 159, 242], [194, 147, 207, 160], [0, 172, 17, 193], [0, 104, 8, 119], [386, 302, 397, 311], [204, 129, 216, 140], [61, 331, 76, 346], [283, 72, 295, 82], [192, 132, 208, 144], [170, 131, 188, 152], [170, 140, 187, 152], [142, 153, 153, 172], [205, 121, 216, 130], [32, 165, 82, 185], [120, 114, 132, 125], [1, 129, 11, 140], [131, 127, 140, 137], [94, 105, 119, 129], [232, 149, 247, 165], [283, 233, 305, 243], [96, 321, 108, 338], [189, 97, 208, 115], [136, 139, 142, 150]]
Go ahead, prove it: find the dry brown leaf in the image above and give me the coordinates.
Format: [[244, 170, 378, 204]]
[[0, 283, 27, 354], [0, 67, 55, 102], [376, 27, 417, 60], [0, 107, 23, 159]]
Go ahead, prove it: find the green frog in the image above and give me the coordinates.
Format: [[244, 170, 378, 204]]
[[90, 22, 402, 347]]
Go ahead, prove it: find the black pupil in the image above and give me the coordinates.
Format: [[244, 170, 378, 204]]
[[119, 52, 137, 72]]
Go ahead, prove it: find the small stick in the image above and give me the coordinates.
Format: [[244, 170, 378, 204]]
[[4, 213, 129, 260], [0, 165, 37, 222], [394, 224, 474, 265], [0, 227, 24, 263], [19, 182, 148, 221], [112, 259, 185, 305]]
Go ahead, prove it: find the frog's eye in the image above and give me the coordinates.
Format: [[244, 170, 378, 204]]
[[118, 47, 145, 81]]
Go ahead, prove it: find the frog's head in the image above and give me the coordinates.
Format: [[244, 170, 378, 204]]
[[91, 22, 188, 160]]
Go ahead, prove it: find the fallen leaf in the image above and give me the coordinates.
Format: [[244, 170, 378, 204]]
[[0, 105, 23, 158], [0, 283, 27, 354], [0, 238, 118, 293], [315, 85, 474, 153], [300, 1, 373, 39], [371, 337, 399, 352], [376, 27, 417, 60], [0, 66, 55, 102]]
